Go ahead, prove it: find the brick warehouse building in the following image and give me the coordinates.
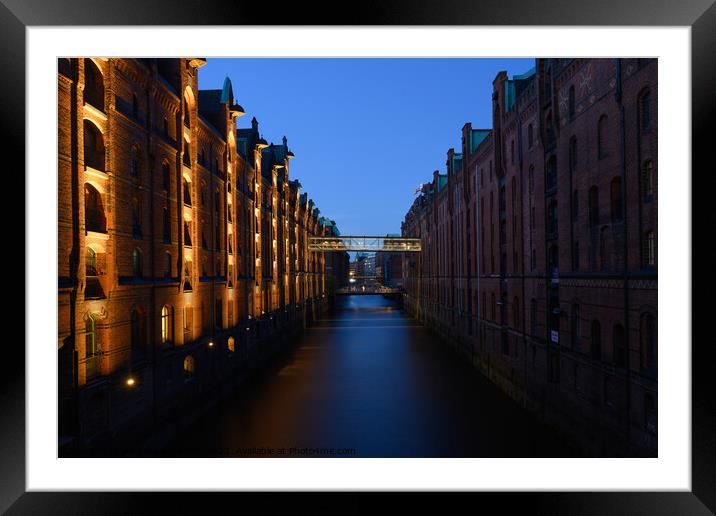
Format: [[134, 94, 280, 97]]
[[57, 58, 336, 454], [402, 58, 657, 456]]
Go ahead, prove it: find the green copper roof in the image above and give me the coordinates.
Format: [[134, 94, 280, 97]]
[[437, 174, 448, 192], [220, 76, 234, 104], [470, 129, 491, 154]]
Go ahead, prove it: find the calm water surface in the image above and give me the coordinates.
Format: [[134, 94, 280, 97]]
[[165, 295, 577, 457]]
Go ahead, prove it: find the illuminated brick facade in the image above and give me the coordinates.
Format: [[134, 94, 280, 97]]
[[402, 58, 657, 456], [57, 58, 329, 452]]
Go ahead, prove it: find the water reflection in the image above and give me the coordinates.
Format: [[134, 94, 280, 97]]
[[165, 295, 578, 457]]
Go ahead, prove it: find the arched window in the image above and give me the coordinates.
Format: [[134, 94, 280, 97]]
[[164, 251, 172, 278], [84, 183, 106, 233], [228, 337, 235, 353], [589, 186, 599, 227], [546, 155, 557, 192], [83, 59, 104, 111], [597, 115, 608, 158], [161, 305, 173, 345], [640, 313, 657, 373], [183, 178, 192, 206], [163, 207, 171, 243], [547, 199, 558, 237], [86, 247, 97, 276], [546, 111, 555, 146], [83, 120, 105, 171], [610, 177, 623, 222], [571, 304, 581, 351], [183, 355, 195, 379], [568, 85, 575, 121], [591, 320, 602, 361], [200, 181, 207, 206], [639, 89, 651, 131], [642, 231, 656, 268], [162, 161, 170, 192], [131, 308, 145, 361], [613, 324, 626, 367], [510, 139, 515, 164], [642, 160, 654, 201], [132, 248, 142, 278], [132, 93, 139, 119]]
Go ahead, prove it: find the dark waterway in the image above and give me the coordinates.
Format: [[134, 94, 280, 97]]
[[164, 295, 577, 457]]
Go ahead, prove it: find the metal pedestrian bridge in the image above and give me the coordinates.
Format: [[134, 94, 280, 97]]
[[308, 236, 421, 253]]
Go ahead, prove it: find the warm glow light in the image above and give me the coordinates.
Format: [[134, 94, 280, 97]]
[[126, 377, 135, 387], [208, 341, 214, 348]]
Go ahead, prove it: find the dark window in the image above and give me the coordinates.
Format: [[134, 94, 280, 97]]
[[84, 184, 106, 233], [83, 121, 105, 171], [528, 166, 534, 194], [571, 304, 581, 352], [547, 200, 558, 237], [85, 315, 99, 378], [132, 93, 138, 119], [132, 248, 142, 278], [613, 324, 626, 367], [83, 59, 104, 111], [572, 241, 580, 270], [164, 252, 172, 278], [640, 313, 657, 374], [568, 85, 575, 121], [610, 177, 623, 222]]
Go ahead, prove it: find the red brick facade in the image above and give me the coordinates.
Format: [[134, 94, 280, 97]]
[[57, 58, 330, 453], [402, 58, 657, 456]]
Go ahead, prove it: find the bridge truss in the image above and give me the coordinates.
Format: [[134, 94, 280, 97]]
[[308, 236, 421, 253]]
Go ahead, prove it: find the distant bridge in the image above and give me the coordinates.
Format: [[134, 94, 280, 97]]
[[309, 236, 421, 253], [336, 286, 404, 295]]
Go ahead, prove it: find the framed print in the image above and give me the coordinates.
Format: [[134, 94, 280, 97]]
[[3, 0, 711, 513]]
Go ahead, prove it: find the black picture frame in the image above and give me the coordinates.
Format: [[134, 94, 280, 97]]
[[2, 1, 710, 513]]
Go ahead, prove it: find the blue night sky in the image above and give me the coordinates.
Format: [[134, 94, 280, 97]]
[[198, 58, 535, 236]]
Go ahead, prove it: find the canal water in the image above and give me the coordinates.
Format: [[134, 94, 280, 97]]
[[164, 295, 577, 457]]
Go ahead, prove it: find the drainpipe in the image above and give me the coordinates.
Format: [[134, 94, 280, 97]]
[[616, 59, 632, 453]]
